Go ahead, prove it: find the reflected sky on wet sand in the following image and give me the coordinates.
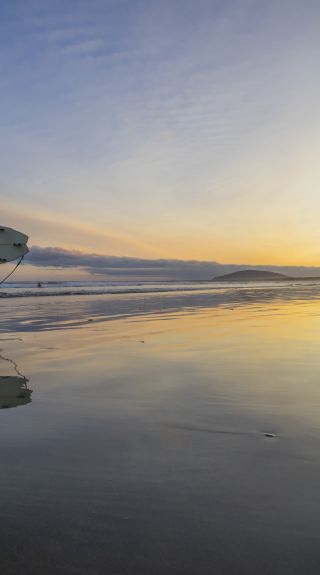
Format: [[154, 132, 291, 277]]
[[0, 291, 320, 574]]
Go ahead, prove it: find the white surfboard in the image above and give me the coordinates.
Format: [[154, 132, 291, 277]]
[[0, 226, 29, 263]]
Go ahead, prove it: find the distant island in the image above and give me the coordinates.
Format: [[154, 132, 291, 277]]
[[212, 270, 293, 282]]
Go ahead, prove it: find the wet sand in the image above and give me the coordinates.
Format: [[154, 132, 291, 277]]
[[0, 288, 320, 574]]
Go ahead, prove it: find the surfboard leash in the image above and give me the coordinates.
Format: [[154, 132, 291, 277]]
[[0, 255, 25, 285]]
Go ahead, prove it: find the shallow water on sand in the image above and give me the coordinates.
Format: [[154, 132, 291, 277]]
[[0, 291, 320, 574]]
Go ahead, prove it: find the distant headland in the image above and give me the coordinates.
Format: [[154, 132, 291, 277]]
[[212, 270, 293, 282], [211, 269, 320, 282]]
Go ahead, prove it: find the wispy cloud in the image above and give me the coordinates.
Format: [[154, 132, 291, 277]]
[[62, 38, 106, 56]]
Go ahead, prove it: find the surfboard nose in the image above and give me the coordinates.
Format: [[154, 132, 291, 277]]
[[0, 227, 29, 263]]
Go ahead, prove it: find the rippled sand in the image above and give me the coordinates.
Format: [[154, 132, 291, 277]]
[[0, 287, 319, 574]]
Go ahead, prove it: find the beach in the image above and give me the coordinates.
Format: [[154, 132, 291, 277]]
[[0, 283, 320, 574]]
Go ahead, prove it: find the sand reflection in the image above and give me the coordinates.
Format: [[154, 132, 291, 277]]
[[0, 375, 32, 409], [0, 350, 32, 409]]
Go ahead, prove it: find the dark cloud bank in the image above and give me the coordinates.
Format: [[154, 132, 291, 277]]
[[27, 246, 320, 280]]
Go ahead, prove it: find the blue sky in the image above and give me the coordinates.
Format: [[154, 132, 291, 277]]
[[1, 0, 320, 278]]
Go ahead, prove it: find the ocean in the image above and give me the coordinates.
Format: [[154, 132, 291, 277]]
[[0, 277, 319, 298]]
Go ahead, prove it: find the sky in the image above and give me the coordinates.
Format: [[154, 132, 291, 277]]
[[1, 0, 320, 280]]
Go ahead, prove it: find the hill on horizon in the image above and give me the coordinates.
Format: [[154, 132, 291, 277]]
[[212, 269, 292, 282]]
